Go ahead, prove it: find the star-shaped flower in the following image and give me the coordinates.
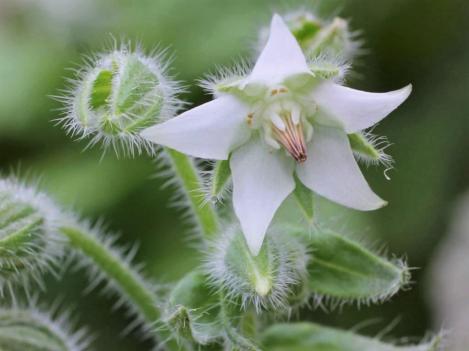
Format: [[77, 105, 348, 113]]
[[141, 14, 411, 255]]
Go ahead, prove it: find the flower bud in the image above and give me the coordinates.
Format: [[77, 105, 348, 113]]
[[204, 227, 309, 312], [0, 306, 89, 351], [0, 178, 63, 290], [258, 10, 360, 65], [59, 43, 182, 155], [287, 10, 360, 60]]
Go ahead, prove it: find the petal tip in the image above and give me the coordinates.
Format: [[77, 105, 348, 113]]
[[245, 232, 263, 257], [367, 198, 388, 211], [379, 199, 389, 209], [401, 84, 413, 99], [271, 13, 283, 23]]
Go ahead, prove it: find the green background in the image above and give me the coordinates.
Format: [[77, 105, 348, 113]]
[[0, 0, 468, 349]]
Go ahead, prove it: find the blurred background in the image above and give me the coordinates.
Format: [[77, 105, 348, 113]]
[[0, 0, 468, 349]]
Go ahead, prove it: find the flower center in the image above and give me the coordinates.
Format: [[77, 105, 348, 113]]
[[271, 110, 308, 163], [244, 89, 314, 163]]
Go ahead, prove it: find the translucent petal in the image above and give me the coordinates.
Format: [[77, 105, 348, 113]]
[[141, 95, 250, 159], [312, 82, 412, 133], [296, 126, 386, 210], [231, 141, 295, 255]]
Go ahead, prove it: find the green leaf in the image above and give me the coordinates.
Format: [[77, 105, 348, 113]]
[[306, 231, 409, 303], [293, 176, 314, 223], [261, 323, 443, 351], [166, 271, 223, 345]]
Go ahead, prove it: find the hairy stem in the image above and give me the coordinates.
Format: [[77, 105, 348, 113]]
[[59, 226, 179, 350], [165, 148, 219, 239]]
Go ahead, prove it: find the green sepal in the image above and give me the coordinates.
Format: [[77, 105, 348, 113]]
[[283, 73, 319, 94], [224, 233, 275, 298], [90, 69, 113, 110], [165, 271, 223, 346], [210, 160, 231, 201], [113, 55, 158, 114], [261, 322, 443, 351], [293, 175, 314, 223], [304, 231, 410, 303], [291, 20, 322, 48], [348, 133, 381, 162], [309, 61, 344, 80]]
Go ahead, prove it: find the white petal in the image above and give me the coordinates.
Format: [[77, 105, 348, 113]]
[[296, 126, 386, 211], [141, 96, 250, 160], [249, 14, 310, 85], [231, 141, 295, 255], [312, 82, 412, 133]]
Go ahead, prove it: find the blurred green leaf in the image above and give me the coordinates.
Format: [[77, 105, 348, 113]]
[[261, 322, 442, 351]]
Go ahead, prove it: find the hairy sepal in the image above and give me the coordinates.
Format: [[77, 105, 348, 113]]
[[303, 231, 410, 306], [205, 227, 309, 313]]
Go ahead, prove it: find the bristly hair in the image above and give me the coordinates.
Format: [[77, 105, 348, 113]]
[[203, 225, 309, 314], [308, 53, 352, 84], [352, 129, 394, 180], [62, 217, 161, 341], [0, 299, 92, 351], [53, 39, 185, 158], [198, 57, 252, 98], [0, 176, 65, 296]]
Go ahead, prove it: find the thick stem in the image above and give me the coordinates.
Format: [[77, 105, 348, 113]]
[[59, 226, 179, 350], [165, 148, 219, 240]]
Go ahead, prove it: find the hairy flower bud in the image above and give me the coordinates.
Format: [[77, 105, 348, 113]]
[[58, 43, 182, 155], [257, 9, 360, 80], [204, 226, 309, 312], [0, 178, 63, 291], [281, 10, 360, 60], [0, 306, 89, 351]]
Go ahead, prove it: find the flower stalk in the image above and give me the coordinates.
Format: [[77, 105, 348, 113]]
[[58, 226, 180, 350], [165, 148, 219, 240]]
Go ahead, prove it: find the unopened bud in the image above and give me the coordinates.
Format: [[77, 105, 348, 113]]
[[59, 43, 182, 155]]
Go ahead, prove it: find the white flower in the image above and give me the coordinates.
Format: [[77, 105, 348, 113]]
[[141, 15, 411, 255]]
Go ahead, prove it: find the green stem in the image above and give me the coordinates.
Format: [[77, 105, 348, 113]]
[[59, 226, 179, 350], [165, 148, 219, 240]]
